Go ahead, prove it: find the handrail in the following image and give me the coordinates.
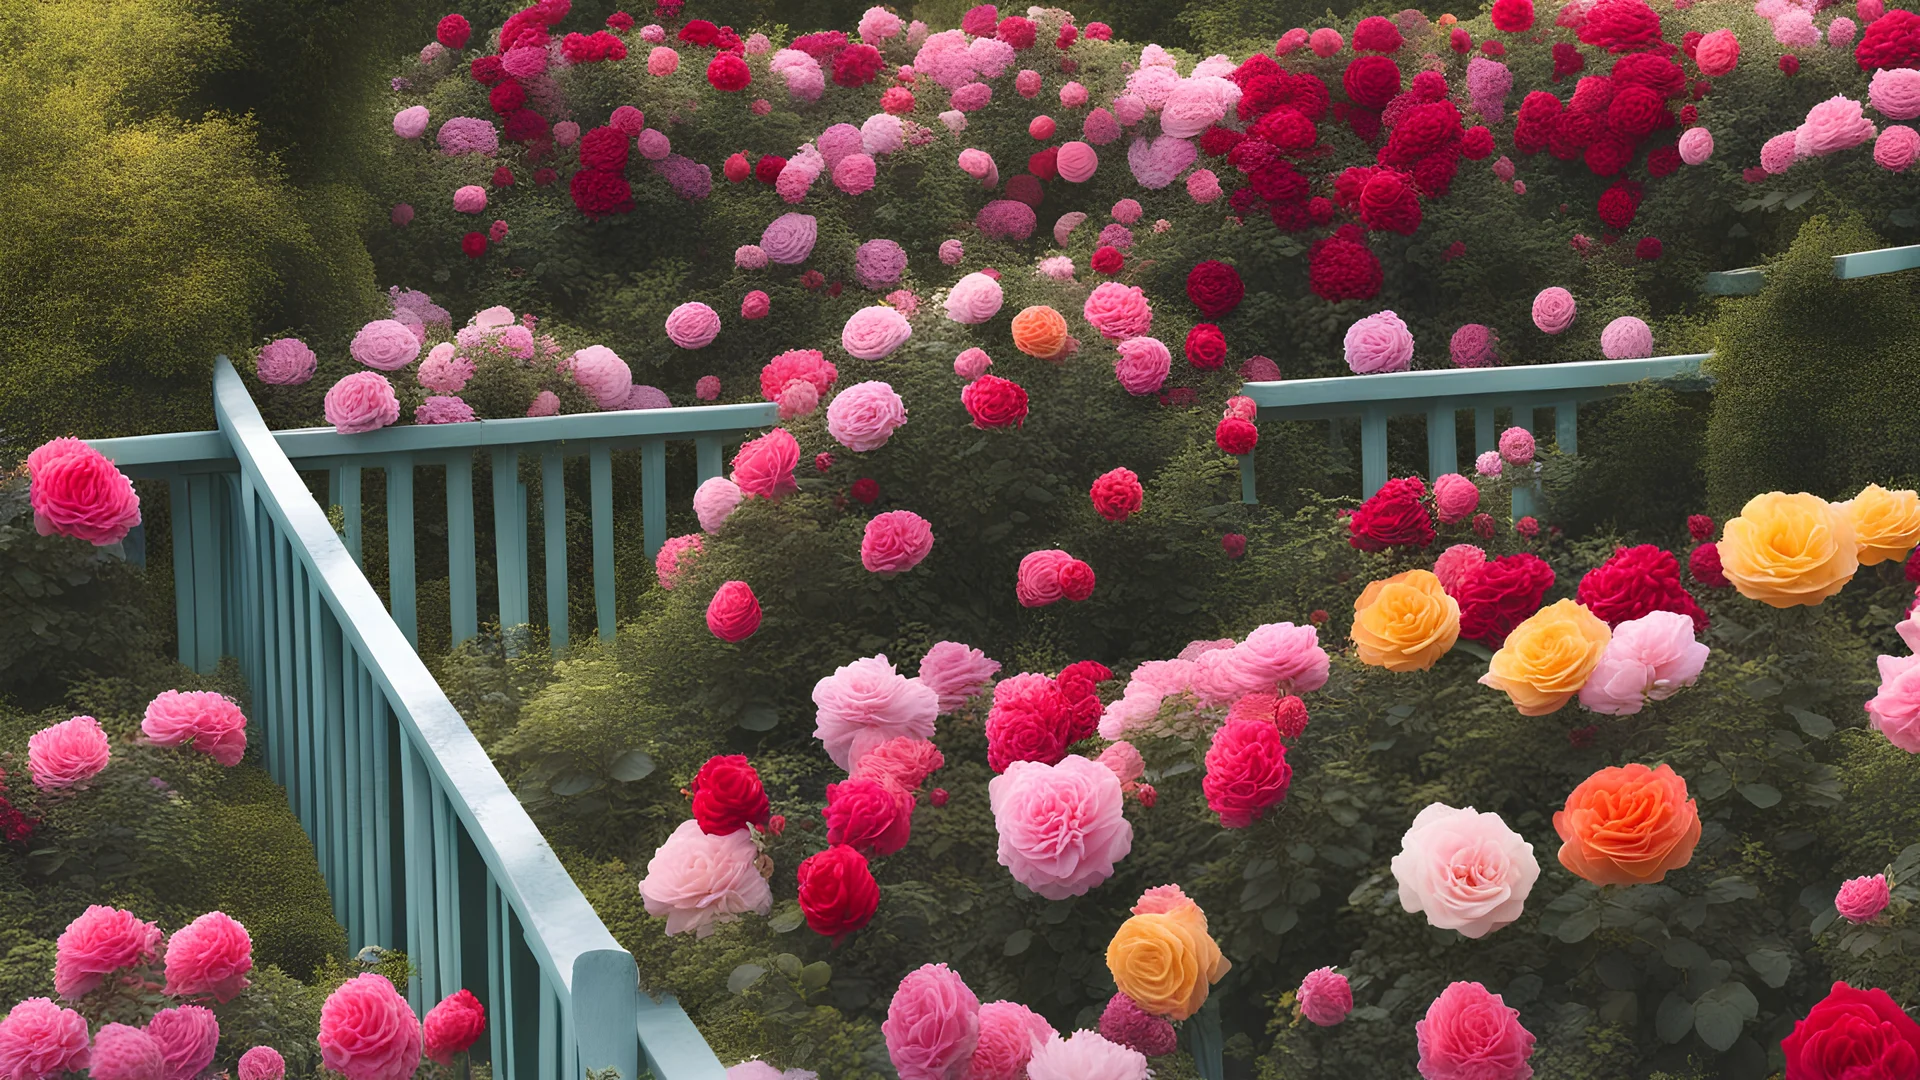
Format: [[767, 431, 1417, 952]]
[[1702, 242, 1920, 295]]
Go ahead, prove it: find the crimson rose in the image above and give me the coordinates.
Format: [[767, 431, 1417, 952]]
[[1186, 260, 1245, 316], [962, 374, 1029, 429], [821, 777, 914, 856], [689, 754, 770, 835], [1575, 544, 1708, 631], [1456, 552, 1556, 645], [1185, 324, 1228, 370], [1781, 982, 1920, 1080], [796, 845, 880, 943], [1347, 477, 1434, 552]]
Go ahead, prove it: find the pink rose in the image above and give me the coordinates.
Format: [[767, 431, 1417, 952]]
[[834, 153, 878, 195], [1836, 873, 1891, 923], [1114, 337, 1171, 395], [813, 655, 940, 770], [944, 272, 1005, 324], [452, 185, 486, 213], [862, 511, 935, 574], [141, 690, 247, 766], [1125, 134, 1197, 189], [1434, 544, 1489, 593], [1577, 610, 1709, 715], [736, 244, 769, 270], [882, 964, 980, 1080], [665, 302, 721, 349], [863, 114, 905, 155], [1433, 474, 1481, 524], [694, 477, 743, 533], [1113, 94, 1148, 125], [957, 147, 997, 182], [1026, 1031, 1149, 1080], [1531, 287, 1576, 334], [654, 534, 703, 589], [0, 998, 91, 1080], [991, 755, 1133, 898], [54, 905, 161, 999], [89, 1024, 164, 1080], [526, 391, 560, 417], [318, 974, 422, 1080], [842, 306, 913, 360], [1344, 310, 1415, 373], [1876, 124, 1920, 171], [954, 347, 992, 380], [569, 345, 635, 409], [917, 642, 1001, 712], [1696, 28, 1739, 76], [730, 428, 800, 499], [827, 381, 908, 451], [1083, 282, 1153, 341], [1236, 622, 1332, 694], [422, 990, 485, 1066], [256, 338, 317, 385], [939, 239, 965, 266], [1867, 618, 1920, 751], [1083, 107, 1121, 144], [393, 106, 430, 139], [29, 716, 111, 793], [161, 911, 252, 1001], [1060, 81, 1089, 108], [27, 441, 140, 545], [1871, 68, 1920, 120], [1187, 168, 1222, 202], [1298, 968, 1353, 1026], [1016, 549, 1073, 607], [637, 129, 671, 160], [1761, 131, 1799, 174], [1679, 126, 1714, 165], [741, 290, 772, 319], [1499, 426, 1535, 465], [970, 1001, 1055, 1080], [1415, 982, 1535, 1080], [147, 1005, 219, 1080], [1160, 79, 1233, 137], [1797, 95, 1877, 157], [1058, 141, 1098, 182], [1599, 315, 1654, 360], [760, 213, 819, 264], [1097, 741, 1146, 785], [237, 1046, 285, 1080], [647, 46, 679, 76], [350, 320, 421, 371], [638, 819, 773, 936], [1392, 803, 1540, 938]]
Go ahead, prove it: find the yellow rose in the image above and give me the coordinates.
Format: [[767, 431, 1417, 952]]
[[1478, 599, 1611, 716], [1352, 569, 1461, 672], [1718, 492, 1859, 607], [1106, 905, 1232, 1020], [1840, 484, 1920, 566]]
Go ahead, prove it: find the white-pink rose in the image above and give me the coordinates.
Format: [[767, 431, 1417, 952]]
[[917, 642, 1001, 713], [813, 655, 940, 770], [693, 477, 743, 533], [826, 381, 908, 452], [990, 755, 1133, 899], [1577, 610, 1709, 716], [1391, 803, 1540, 939], [842, 307, 913, 361], [637, 820, 772, 938], [944, 273, 1005, 325], [1866, 617, 1920, 752]]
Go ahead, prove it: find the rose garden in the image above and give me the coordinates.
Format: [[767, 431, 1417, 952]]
[[5, 0, 1920, 1077]]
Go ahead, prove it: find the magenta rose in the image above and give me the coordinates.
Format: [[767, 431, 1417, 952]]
[[147, 1004, 219, 1080], [237, 1046, 285, 1080], [0, 998, 91, 1080], [54, 905, 162, 999], [256, 338, 317, 385], [1114, 336, 1172, 395], [29, 715, 111, 792], [324, 372, 401, 434], [883, 964, 981, 1080], [142, 690, 247, 767], [1432, 473, 1481, 524], [162, 911, 253, 1002], [862, 510, 935, 574], [27, 441, 141, 545], [89, 1024, 165, 1080], [1416, 982, 1534, 1080], [730, 428, 800, 499], [1082, 282, 1153, 341], [318, 974, 422, 1080]]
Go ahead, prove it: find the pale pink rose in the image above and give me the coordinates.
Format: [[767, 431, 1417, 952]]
[[237, 1046, 285, 1080], [1112, 94, 1147, 125], [665, 302, 721, 349], [1836, 873, 1891, 923], [568, 345, 634, 409], [941, 110, 970, 134], [1026, 1031, 1148, 1080], [1434, 544, 1488, 594], [1696, 28, 1740, 76], [1476, 450, 1503, 477], [1189, 646, 1266, 704], [1773, 8, 1821, 47], [862, 511, 935, 574], [1433, 474, 1480, 524], [54, 905, 161, 999], [1871, 68, 1920, 120], [954, 348, 992, 380], [1867, 617, 1920, 751], [813, 655, 940, 770], [944, 272, 1005, 324], [141, 690, 247, 766], [1124, 134, 1197, 189], [1679, 126, 1714, 165], [777, 381, 820, 420], [1531, 287, 1576, 334], [417, 346, 472, 394], [638, 820, 773, 937], [317, 974, 421, 1080], [1096, 741, 1145, 785], [957, 147, 996, 181], [351, 320, 421, 370], [730, 428, 800, 500], [146, 1005, 218, 1080], [1237, 622, 1332, 694], [1392, 803, 1540, 938], [0, 998, 91, 1080], [1160, 78, 1236, 138], [862, 113, 905, 156], [1797, 95, 1877, 157], [1298, 968, 1352, 1026], [1600, 315, 1653, 359], [842, 306, 913, 360], [654, 534, 703, 589], [647, 46, 679, 76], [969, 1001, 1055, 1080], [990, 755, 1133, 899], [256, 338, 317, 385], [1875, 125, 1920, 172], [90, 1024, 164, 1080], [1578, 610, 1709, 715], [1036, 255, 1075, 282], [827, 381, 908, 452], [917, 642, 1001, 713], [1114, 337, 1171, 395], [882, 964, 980, 1080], [452, 185, 487, 213], [861, 5, 904, 42], [1083, 282, 1153, 341], [694, 477, 743, 533], [1178, 638, 1237, 661], [393, 106, 430, 139], [1416, 982, 1535, 1080], [1829, 15, 1858, 46], [29, 715, 111, 792], [1344, 310, 1415, 373], [501, 45, 546, 77], [637, 129, 671, 160], [162, 911, 252, 1002], [526, 391, 560, 417]]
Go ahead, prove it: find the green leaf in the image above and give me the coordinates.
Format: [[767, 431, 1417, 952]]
[[1596, 952, 1639, 991], [1746, 947, 1792, 989], [1741, 676, 1783, 699], [1657, 994, 1695, 1044], [608, 750, 654, 782], [738, 702, 779, 731], [1694, 993, 1745, 1051], [1696, 764, 1733, 801], [800, 962, 832, 990], [550, 771, 600, 797], [1556, 908, 1601, 944], [1262, 906, 1298, 934], [1787, 707, 1834, 739], [1663, 938, 1710, 970], [768, 907, 804, 933], [1456, 641, 1494, 662], [1739, 783, 1782, 809], [1707, 877, 1760, 904], [1783, 189, 1815, 210], [1003, 929, 1033, 956], [727, 964, 766, 993]]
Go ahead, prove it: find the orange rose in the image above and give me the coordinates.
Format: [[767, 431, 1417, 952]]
[[1717, 491, 1858, 607], [1106, 898, 1231, 1020], [1352, 569, 1460, 672], [1477, 599, 1610, 716], [1554, 762, 1701, 886], [1840, 483, 1920, 566], [1010, 305, 1071, 361]]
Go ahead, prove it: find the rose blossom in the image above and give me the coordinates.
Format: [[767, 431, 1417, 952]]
[[731, 429, 800, 499], [1082, 282, 1153, 341], [350, 320, 421, 370], [826, 381, 908, 452], [1237, 622, 1332, 694], [1866, 616, 1920, 751], [954, 348, 992, 380], [862, 511, 934, 574], [1114, 337, 1171, 395], [813, 655, 940, 770], [1871, 68, 1920, 120], [1836, 873, 1892, 923], [1416, 983, 1535, 1080], [694, 477, 744, 533], [1344, 310, 1415, 373], [422, 990, 484, 1066], [324, 372, 400, 434], [317, 974, 422, 1080], [1392, 803, 1540, 938], [760, 213, 819, 264], [1577, 610, 1709, 715], [89, 1025, 164, 1080], [654, 535, 702, 589], [568, 345, 634, 409], [882, 964, 980, 1080], [971, 1001, 1055, 1080], [29, 715, 111, 792], [237, 1046, 284, 1080], [1600, 315, 1653, 359], [1433, 474, 1480, 524], [142, 689, 247, 766], [162, 911, 252, 1002], [1298, 968, 1353, 1026], [664, 302, 721, 349], [705, 581, 761, 642], [943, 272, 1005, 325], [1796, 95, 1877, 157], [0, 998, 91, 1080], [1531, 287, 1576, 334], [147, 1004, 219, 1080], [824, 776, 914, 855], [27, 441, 141, 545], [638, 819, 773, 937], [990, 755, 1134, 899], [1679, 126, 1714, 164], [54, 905, 161, 999], [842, 306, 913, 360], [256, 338, 317, 384], [917, 642, 1001, 712], [1026, 1031, 1149, 1080]]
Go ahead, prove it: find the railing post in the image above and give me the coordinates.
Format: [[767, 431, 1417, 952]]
[[331, 466, 363, 564], [388, 455, 417, 647], [1425, 401, 1457, 479], [1473, 407, 1496, 457], [541, 450, 568, 655], [1358, 406, 1388, 497], [492, 449, 530, 648], [589, 443, 616, 641], [573, 952, 643, 1080], [693, 435, 723, 486], [641, 437, 667, 558], [448, 455, 479, 647], [1554, 398, 1580, 456], [1239, 451, 1257, 505]]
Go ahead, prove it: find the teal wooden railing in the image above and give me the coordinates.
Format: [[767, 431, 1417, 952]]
[[90, 358, 750, 1080], [1703, 241, 1920, 294], [1236, 354, 1711, 516]]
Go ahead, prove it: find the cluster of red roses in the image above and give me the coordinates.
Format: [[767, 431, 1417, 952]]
[[984, 663, 1112, 773], [803, 741, 950, 941], [1216, 56, 1334, 233]]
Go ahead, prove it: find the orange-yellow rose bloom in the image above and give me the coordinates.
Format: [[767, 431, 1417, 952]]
[[1840, 484, 1920, 566], [1105, 901, 1231, 1020], [1553, 762, 1701, 886], [1718, 492, 1858, 607], [1478, 599, 1610, 716], [1010, 305, 1071, 360], [1352, 569, 1460, 672]]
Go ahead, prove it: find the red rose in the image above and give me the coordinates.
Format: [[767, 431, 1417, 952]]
[[1249, 160, 1308, 202], [1584, 136, 1633, 176], [1382, 102, 1460, 164], [1028, 147, 1060, 181], [1480, 40, 1506, 56], [1679, 104, 1698, 124], [1352, 15, 1403, 52], [705, 580, 761, 642], [1342, 56, 1402, 109], [423, 989, 485, 1065], [1456, 552, 1556, 644], [1450, 28, 1472, 52], [1359, 169, 1422, 234], [1606, 84, 1666, 137], [754, 155, 788, 184], [570, 170, 633, 217], [1856, 9, 1920, 70], [1347, 477, 1434, 552], [962, 375, 1029, 429], [1090, 467, 1144, 522], [470, 56, 505, 84], [1056, 661, 1112, 743], [1091, 246, 1123, 274], [986, 676, 1072, 772], [1553, 42, 1586, 78], [1308, 226, 1382, 302], [1461, 125, 1495, 159], [1346, 105, 1383, 143], [492, 167, 515, 187], [1057, 23, 1077, 48], [608, 11, 635, 31], [707, 53, 751, 91], [1647, 145, 1680, 176], [1203, 719, 1292, 827], [1687, 514, 1714, 541], [1200, 124, 1244, 156], [1612, 52, 1685, 97], [1688, 542, 1728, 588], [1576, 544, 1709, 632], [461, 232, 488, 258], [1635, 236, 1663, 260], [790, 31, 849, 59], [1681, 30, 1703, 57], [489, 80, 527, 115], [797, 845, 880, 943], [579, 126, 630, 172], [1186, 260, 1245, 316], [1492, 0, 1535, 33], [690, 754, 770, 835], [822, 777, 914, 856], [1184, 323, 1228, 370], [833, 43, 884, 87], [1578, 0, 1663, 53], [679, 19, 720, 45], [850, 478, 880, 504], [1411, 150, 1459, 197], [533, 167, 557, 186], [1221, 533, 1247, 559], [997, 15, 1037, 48], [1780, 53, 1802, 75], [1549, 112, 1599, 160], [1059, 559, 1096, 601], [1216, 416, 1259, 455], [1906, 545, 1920, 585], [1472, 513, 1497, 538], [437, 14, 473, 50], [1519, 90, 1563, 125], [723, 153, 749, 182], [1597, 179, 1643, 229], [961, 4, 999, 36], [501, 108, 548, 144], [1782, 982, 1920, 1079]]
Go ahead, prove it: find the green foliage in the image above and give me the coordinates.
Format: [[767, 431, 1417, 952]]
[[1541, 385, 1712, 540]]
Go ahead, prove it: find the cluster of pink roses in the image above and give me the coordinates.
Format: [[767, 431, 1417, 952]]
[[881, 961, 1151, 1080]]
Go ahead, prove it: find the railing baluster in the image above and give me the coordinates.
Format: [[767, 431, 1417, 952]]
[[541, 451, 568, 655], [1426, 401, 1457, 479], [188, 475, 224, 673], [263, 532, 287, 791], [448, 454, 479, 647], [167, 478, 197, 670], [1554, 397, 1580, 455], [433, 789, 460, 998], [589, 443, 615, 641], [400, 738, 434, 1012], [1359, 406, 1389, 496], [323, 609, 349, 932], [1474, 407, 1496, 456], [342, 645, 365, 948], [641, 437, 667, 558], [388, 455, 418, 647], [1239, 452, 1257, 506], [333, 466, 363, 564], [488, 885, 506, 1069], [539, 980, 559, 1080], [694, 435, 723, 484], [372, 688, 398, 952], [491, 449, 531, 642], [293, 564, 317, 843]]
